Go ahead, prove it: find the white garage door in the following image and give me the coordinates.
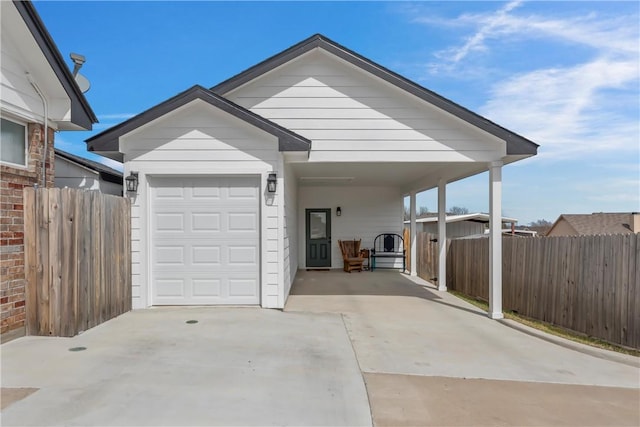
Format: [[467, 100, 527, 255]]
[[150, 176, 260, 305]]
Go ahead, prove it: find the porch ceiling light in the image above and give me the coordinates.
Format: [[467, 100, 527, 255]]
[[267, 172, 277, 193], [125, 172, 139, 193]]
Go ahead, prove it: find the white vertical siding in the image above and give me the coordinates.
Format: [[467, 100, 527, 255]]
[[298, 185, 403, 269], [226, 50, 505, 162], [122, 99, 281, 309]]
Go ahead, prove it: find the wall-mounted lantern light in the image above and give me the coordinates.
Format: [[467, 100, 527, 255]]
[[125, 172, 139, 193], [267, 172, 277, 193], [336, 206, 342, 216]]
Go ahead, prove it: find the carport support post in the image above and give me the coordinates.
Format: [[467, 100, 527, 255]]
[[488, 161, 504, 319], [409, 191, 417, 276], [437, 179, 447, 291]]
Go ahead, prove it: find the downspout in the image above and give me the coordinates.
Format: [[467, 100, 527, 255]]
[[26, 73, 49, 187]]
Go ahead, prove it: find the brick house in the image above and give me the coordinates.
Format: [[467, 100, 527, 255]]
[[1, 1, 97, 342]]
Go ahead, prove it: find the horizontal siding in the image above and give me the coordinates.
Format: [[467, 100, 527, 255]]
[[298, 185, 403, 269], [227, 50, 504, 157], [126, 150, 277, 162]]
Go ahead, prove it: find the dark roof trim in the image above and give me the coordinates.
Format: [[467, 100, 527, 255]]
[[85, 85, 311, 156], [55, 148, 122, 184], [14, 1, 98, 129], [212, 34, 538, 156]]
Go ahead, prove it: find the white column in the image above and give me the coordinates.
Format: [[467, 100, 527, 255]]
[[437, 179, 447, 291], [410, 191, 417, 276], [489, 161, 504, 319]]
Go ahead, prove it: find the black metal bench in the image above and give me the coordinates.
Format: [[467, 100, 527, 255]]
[[371, 233, 405, 271]]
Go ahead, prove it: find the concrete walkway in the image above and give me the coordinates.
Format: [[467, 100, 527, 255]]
[[286, 270, 640, 426]]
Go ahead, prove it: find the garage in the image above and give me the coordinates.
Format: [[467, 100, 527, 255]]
[[150, 176, 260, 305]]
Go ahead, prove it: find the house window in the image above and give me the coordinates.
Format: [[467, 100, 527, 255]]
[[1, 118, 27, 167]]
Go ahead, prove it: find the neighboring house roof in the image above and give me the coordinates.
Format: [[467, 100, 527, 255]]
[[55, 148, 122, 184], [13, 1, 97, 129], [547, 213, 640, 236], [211, 34, 538, 157], [404, 213, 518, 224], [86, 85, 311, 159]]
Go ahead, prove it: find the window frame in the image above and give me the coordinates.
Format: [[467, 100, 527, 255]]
[[1, 116, 29, 169]]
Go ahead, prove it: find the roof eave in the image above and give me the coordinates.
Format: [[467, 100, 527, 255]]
[[14, 1, 98, 129]]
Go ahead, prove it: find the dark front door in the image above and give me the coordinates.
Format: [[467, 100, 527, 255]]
[[306, 209, 331, 268]]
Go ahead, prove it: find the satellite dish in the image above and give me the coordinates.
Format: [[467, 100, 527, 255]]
[[75, 73, 90, 93]]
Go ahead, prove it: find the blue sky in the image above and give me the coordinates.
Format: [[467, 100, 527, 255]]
[[34, 1, 639, 225]]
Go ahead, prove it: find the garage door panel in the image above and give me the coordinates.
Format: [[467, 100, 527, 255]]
[[228, 212, 258, 232], [151, 176, 260, 305], [229, 277, 259, 297], [154, 186, 185, 200], [155, 245, 185, 266], [228, 185, 258, 199], [156, 279, 186, 298], [192, 213, 221, 232], [192, 278, 222, 297], [191, 186, 221, 199], [192, 245, 221, 266], [155, 213, 185, 232], [228, 245, 258, 266]]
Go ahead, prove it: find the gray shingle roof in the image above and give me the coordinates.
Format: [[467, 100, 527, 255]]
[[555, 213, 638, 235]]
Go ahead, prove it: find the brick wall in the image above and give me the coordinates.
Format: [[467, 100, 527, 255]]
[[1, 123, 54, 341]]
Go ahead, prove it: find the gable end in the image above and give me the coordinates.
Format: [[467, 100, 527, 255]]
[[212, 34, 538, 157], [86, 85, 311, 161]]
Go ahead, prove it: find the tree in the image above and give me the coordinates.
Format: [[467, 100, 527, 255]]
[[448, 206, 469, 215], [404, 205, 430, 220], [529, 219, 552, 227]]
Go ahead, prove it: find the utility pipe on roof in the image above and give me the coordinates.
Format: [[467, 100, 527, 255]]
[[26, 73, 48, 187]]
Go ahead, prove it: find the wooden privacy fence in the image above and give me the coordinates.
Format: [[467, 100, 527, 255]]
[[417, 232, 639, 349], [24, 188, 131, 337]]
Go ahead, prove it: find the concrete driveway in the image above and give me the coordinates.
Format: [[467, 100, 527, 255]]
[[1, 308, 371, 426], [286, 270, 640, 426], [2, 270, 639, 426]]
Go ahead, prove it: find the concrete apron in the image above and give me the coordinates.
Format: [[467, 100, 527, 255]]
[[286, 270, 640, 426], [0, 307, 372, 427]]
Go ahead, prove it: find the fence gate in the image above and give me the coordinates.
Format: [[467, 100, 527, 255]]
[[24, 188, 131, 337]]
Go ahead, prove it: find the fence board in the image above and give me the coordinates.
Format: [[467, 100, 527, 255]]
[[24, 189, 37, 335], [60, 189, 76, 337], [23, 188, 131, 337], [37, 189, 50, 336], [419, 233, 639, 349]]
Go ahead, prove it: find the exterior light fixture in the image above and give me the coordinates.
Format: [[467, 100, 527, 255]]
[[336, 207, 342, 216], [125, 172, 139, 193], [267, 172, 277, 193]]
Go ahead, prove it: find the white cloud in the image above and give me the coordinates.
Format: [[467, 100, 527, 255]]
[[481, 57, 639, 157], [427, 1, 525, 69], [411, 2, 639, 159]]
